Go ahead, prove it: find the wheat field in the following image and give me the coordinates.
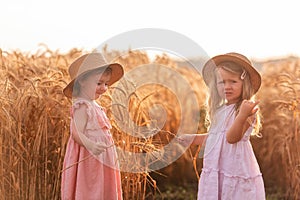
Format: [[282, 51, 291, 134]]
[[0, 46, 299, 199]]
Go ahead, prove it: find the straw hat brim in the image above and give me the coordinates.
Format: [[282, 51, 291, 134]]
[[63, 63, 123, 98], [202, 54, 261, 94]]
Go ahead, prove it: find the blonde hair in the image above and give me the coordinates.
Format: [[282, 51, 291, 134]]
[[205, 61, 262, 136]]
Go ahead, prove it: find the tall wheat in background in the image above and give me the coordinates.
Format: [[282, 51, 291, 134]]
[[0, 46, 299, 199], [252, 57, 300, 199]]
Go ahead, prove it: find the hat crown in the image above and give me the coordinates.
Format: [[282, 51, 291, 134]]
[[69, 53, 108, 80], [63, 52, 124, 98], [224, 52, 252, 65], [202, 52, 261, 94]]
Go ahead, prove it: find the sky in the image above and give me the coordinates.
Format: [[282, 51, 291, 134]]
[[1, 0, 299, 61]]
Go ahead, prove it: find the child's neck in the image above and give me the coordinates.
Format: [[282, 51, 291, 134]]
[[78, 90, 96, 101], [76, 94, 95, 101]]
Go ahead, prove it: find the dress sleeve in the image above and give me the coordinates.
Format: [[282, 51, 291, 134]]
[[71, 99, 100, 131]]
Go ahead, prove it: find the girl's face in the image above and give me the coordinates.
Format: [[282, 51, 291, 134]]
[[79, 72, 111, 100], [216, 67, 243, 105]]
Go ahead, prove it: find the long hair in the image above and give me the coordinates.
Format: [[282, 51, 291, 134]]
[[205, 61, 262, 136]]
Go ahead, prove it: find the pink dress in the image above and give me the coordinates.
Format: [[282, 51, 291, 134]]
[[198, 104, 265, 200], [61, 99, 122, 200]]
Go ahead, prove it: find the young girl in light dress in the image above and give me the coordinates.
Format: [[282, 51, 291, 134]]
[[61, 53, 124, 200], [179, 52, 265, 199]]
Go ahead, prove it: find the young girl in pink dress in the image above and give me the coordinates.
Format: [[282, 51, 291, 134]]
[[61, 53, 124, 200], [179, 52, 265, 199]]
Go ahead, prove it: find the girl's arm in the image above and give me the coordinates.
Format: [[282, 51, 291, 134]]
[[72, 104, 88, 146], [72, 104, 109, 155], [177, 133, 208, 146], [226, 100, 259, 144]]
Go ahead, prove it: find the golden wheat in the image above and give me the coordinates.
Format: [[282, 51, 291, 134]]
[[0, 46, 299, 199], [253, 57, 300, 199]]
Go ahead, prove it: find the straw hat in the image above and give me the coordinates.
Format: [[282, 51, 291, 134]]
[[63, 53, 124, 98], [202, 52, 261, 93]]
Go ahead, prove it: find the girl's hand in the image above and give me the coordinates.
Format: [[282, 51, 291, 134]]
[[238, 100, 259, 119], [175, 134, 192, 146], [86, 141, 111, 155]]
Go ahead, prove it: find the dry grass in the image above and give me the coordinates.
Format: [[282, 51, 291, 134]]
[[253, 57, 300, 199], [102, 48, 207, 199], [0, 46, 299, 199], [0, 46, 80, 199]]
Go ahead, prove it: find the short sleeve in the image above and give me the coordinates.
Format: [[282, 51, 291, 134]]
[[71, 99, 100, 131]]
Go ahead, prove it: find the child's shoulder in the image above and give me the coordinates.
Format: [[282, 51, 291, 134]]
[[72, 99, 95, 111], [71, 99, 96, 118]]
